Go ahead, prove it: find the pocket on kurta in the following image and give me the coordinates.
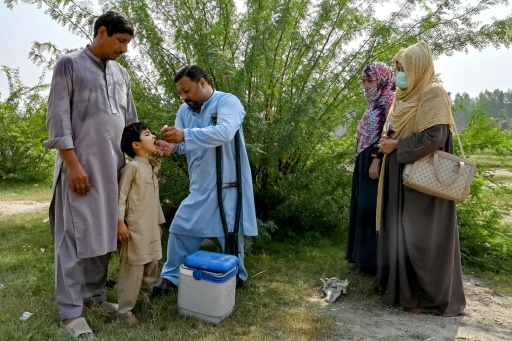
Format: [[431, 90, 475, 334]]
[[115, 81, 127, 111]]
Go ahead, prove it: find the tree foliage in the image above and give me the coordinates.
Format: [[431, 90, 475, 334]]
[[3, 0, 512, 239], [0, 67, 54, 180], [453, 89, 512, 130], [453, 105, 512, 273]]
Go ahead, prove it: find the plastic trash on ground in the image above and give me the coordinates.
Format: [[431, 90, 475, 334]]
[[19, 312, 33, 321], [321, 277, 349, 303]]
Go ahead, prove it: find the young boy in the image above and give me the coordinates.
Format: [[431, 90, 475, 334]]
[[117, 122, 165, 326]]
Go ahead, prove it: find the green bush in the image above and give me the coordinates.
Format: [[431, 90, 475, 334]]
[[0, 68, 54, 181], [455, 105, 512, 273], [256, 135, 354, 237], [457, 177, 512, 273]]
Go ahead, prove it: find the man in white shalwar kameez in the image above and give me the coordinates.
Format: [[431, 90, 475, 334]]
[[153, 65, 258, 295]]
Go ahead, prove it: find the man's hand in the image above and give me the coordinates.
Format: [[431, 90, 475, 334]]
[[161, 126, 185, 143], [118, 220, 130, 243], [155, 140, 175, 157], [368, 158, 381, 179], [60, 149, 90, 196]]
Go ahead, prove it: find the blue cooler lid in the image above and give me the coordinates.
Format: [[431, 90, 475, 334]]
[[184, 251, 239, 273], [192, 266, 238, 283]]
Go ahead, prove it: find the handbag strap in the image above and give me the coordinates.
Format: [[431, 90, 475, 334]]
[[452, 123, 466, 159], [433, 153, 464, 186]]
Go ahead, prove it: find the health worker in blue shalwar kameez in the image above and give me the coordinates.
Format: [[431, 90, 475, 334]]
[[152, 65, 258, 295]]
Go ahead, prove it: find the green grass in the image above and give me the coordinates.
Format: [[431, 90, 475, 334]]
[[468, 154, 512, 169], [0, 180, 385, 341], [0, 179, 52, 202], [1, 179, 512, 340], [0, 184, 345, 340]]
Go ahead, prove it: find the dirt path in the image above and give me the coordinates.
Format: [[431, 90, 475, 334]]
[[0, 200, 49, 215], [319, 277, 512, 341], [1, 201, 511, 340]]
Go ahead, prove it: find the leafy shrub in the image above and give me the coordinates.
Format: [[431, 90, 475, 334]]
[[255, 134, 355, 238], [455, 105, 512, 273], [0, 67, 54, 181]]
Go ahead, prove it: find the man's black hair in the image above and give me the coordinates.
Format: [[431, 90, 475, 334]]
[[174, 65, 210, 84], [121, 122, 148, 158], [93, 11, 134, 38]]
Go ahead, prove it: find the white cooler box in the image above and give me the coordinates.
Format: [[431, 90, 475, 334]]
[[177, 251, 239, 324]]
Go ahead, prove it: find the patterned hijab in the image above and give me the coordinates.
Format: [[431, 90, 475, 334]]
[[355, 62, 395, 156]]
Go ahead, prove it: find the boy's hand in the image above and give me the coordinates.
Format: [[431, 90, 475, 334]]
[[118, 220, 130, 243], [155, 140, 175, 157], [160, 226, 163, 238]]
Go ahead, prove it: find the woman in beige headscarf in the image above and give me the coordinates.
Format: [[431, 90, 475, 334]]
[[374, 42, 466, 316]]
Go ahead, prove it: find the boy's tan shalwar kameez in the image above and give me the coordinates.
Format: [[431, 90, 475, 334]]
[[117, 156, 165, 316]]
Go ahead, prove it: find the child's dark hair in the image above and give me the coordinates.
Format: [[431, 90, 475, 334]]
[[121, 122, 148, 158]]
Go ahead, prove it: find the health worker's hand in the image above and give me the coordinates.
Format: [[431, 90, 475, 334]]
[[161, 126, 185, 143]]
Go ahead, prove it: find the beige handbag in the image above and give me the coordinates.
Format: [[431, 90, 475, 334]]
[[402, 125, 476, 203]]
